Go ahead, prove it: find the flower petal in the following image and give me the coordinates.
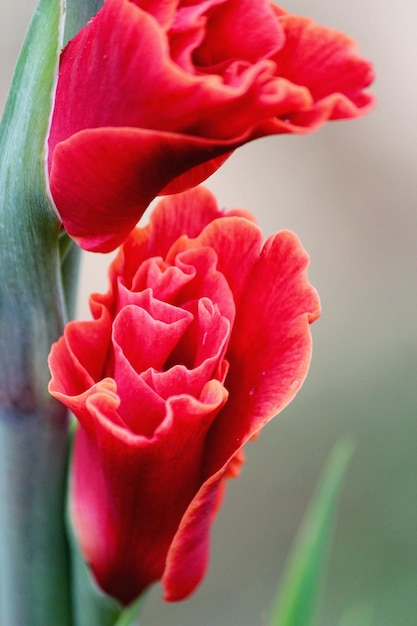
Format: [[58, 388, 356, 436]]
[[49, 127, 232, 252], [193, 0, 284, 67], [48, 0, 374, 251], [71, 379, 228, 604], [263, 11, 375, 132], [112, 300, 193, 373], [203, 230, 320, 475], [48, 189, 321, 605], [48, 305, 111, 394], [162, 470, 225, 600], [161, 229, 320, 600]]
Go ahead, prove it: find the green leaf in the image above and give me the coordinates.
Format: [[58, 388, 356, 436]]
[[268, 439, 354, 626]]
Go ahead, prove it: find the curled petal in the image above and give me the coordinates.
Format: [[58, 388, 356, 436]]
[[203, 230, 320, 475], [112, 301, 193, 373], [48, 306, 112, 394], [262, 11, 375, 132], [192, 0, 284, 67]]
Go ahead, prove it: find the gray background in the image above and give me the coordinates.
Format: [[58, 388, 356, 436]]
[[1, 1, 416, 624]]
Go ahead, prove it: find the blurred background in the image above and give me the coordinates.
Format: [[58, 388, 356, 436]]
[[1, 1, 416, 624]]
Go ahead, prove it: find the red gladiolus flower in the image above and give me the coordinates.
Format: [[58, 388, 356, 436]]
[[48, 187, 320, 604], [48, 0, 375, 252]]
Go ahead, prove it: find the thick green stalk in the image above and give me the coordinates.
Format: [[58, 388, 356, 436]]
[[0, 0, 71, 624]]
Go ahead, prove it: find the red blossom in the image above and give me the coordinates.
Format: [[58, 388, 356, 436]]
[[48, 187, 320, 603], [48, 0, 375, 252]]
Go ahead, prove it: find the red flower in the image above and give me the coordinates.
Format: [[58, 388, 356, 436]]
[[48, 0, 374, 252], [48, 187, 320, 604]]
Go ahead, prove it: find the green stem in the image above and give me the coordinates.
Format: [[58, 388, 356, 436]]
[[0, 0, 71, 623], [0, 409, 70, 625]]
